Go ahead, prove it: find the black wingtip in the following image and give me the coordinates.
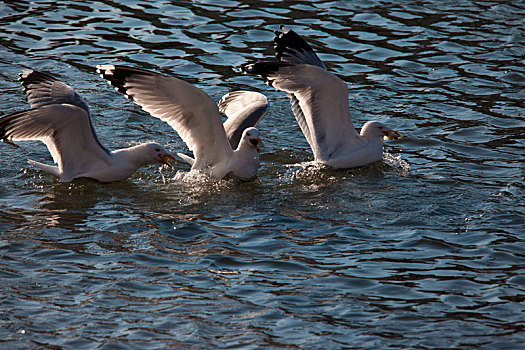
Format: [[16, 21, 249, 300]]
[[241, 61, 290, 88], [97, 65, 128, 98], [16, 69, 59, 105], [96, 64, 155, 102], [18, 69, 57, 84], [241, 61, 280, 76], [273, 25, 326, 69], [240, 62, 255, 74], [273, 25, 312, 56], [18, 69, 59, 98]]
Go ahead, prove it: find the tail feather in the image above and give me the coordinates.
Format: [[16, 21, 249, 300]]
[[176, 152, 195, 166], [27, 159, 61, 178]]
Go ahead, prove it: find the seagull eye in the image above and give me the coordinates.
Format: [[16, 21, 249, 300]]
[[155, 148, 161, 152]]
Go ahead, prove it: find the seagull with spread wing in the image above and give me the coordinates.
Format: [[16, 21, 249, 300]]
[[97, 65, 267, 181], [243, 25, 402, 169], [0, 69, 176, 183]]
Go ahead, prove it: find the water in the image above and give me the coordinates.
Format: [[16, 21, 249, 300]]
[[0, 0, 524, 348]]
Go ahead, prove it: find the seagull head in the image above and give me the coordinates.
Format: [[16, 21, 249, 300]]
[[360, 121, 402, 141], [243, 127, 262, 153], [143, 142, 177, 168]]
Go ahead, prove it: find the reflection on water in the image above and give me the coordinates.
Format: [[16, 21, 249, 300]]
[[1, 0, 524, 348]]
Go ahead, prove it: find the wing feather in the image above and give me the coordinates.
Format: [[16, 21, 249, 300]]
[[219, 91, 269, 149], [243, 62, 361, 161], [97, 65, 232, 168], [287, 93, 314, 149], [19, 69, 90, 112], [18, 69, 110, 155]]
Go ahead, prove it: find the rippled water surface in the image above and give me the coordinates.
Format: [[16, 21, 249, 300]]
[[1, 1, 524, 348]]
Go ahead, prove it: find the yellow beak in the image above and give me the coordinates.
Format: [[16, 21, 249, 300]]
[[250, 137, 262, 153], [384, 129, 403, 141], [160, 154, 177, 168]]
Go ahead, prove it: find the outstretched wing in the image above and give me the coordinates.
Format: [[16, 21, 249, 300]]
[[219, 91, 269, 149], [243, 62, 361, 162], [0, 104, 113, 179], [274, 26, 329, 151], [18, 69, 110, 155], [97, 65, 232, 169]]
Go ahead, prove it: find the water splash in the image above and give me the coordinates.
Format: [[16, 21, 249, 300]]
[[382, 152, 410, 176], [168, 170, 242, 195], [172, 169, 216, 183], [158, 166, 167, 184], [283, 155, 410, 184]]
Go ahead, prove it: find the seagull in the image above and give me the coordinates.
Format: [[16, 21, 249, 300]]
[[97, 65, 267, 181], [0, 69, 176, 183], [242, 25, 402, 169]]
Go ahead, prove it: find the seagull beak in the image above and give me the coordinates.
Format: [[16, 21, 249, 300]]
[[250, 137, 262, 153], [159, 154, 177, 168], [384, 129, 403, 141]]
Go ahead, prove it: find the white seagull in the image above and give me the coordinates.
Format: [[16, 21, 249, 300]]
[[242, 25, 402, 169], [0, 69, 176, 183], [97, 65, 267, 181]]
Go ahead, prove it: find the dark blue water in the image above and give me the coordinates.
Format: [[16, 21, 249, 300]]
[[0, 1, 524, 348]]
